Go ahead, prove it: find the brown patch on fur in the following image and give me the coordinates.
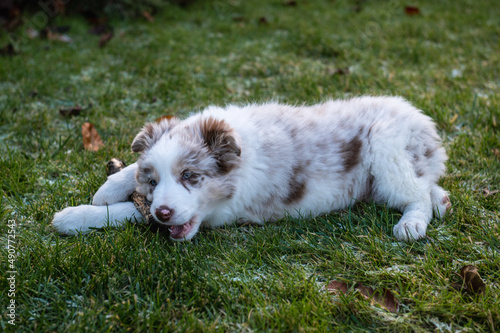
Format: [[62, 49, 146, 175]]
[[135, 164, 159, 197], [410, 151, 425, 178], [283, 165, 307, 205], [340, 136, 362, 173], [198, 117, 241, 174], [424, 147, 435, 158]]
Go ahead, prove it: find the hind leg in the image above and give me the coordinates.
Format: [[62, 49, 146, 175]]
[[393, 185, 451, 240], [370, 151, 436, 241]]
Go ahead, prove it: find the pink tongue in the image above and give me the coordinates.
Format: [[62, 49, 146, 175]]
[[169, 222, 193, 239], [169, 225, 185, 238]]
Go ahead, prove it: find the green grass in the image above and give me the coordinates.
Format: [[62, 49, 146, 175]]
[[1, 0, 499, 331]]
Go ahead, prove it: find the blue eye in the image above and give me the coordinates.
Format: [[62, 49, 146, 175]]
[[148, 179, 158, 186], [182, 171, 193, 180]]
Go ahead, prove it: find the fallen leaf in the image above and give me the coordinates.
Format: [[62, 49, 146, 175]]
[[355, 283, 399, 313], [99, 32, 114, 48], [258, 17, 269, 25], [405, 6, 420, 16], [332, 67, 349, 75], [326, 280, 399, 312], [452, 265, 486, 295], [143, 11, 154, 22], [59, 106, 82, 117], [326, 280, 349, 294], [82, 122, 104, 152]]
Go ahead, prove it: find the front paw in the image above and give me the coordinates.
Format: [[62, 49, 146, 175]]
[[92, 183, 132, 205], [51, 206, 95, 235]]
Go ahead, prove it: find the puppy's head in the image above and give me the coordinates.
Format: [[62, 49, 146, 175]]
[[131, 116, 241, 241]]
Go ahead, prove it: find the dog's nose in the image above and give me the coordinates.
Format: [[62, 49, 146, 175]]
[[155, 205, 173, 222]]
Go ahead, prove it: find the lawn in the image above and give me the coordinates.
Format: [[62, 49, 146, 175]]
[[1, 0, 499, 331]]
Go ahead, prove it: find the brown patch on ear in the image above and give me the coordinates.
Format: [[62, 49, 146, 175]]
[[340, 136, 362, 173], [131, 117, 179, 153], [199, 117, 241, 174]]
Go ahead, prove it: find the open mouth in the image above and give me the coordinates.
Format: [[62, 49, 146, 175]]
[[168, 217, 198, 240]]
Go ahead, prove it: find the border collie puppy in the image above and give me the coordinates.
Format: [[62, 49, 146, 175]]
[[52, 96, 451, 241]]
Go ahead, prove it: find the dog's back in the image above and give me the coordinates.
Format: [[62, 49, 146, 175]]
[[200, 97, 447, 228]]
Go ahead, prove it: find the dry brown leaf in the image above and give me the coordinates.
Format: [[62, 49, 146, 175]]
[[99, 32, 114, 48], [82, 122, 104, 152], [326, 280, 399, 312], [405, 6, 420, 16], [452, 265, 486, 295], [143, 11, 154, 22], [326, 280, 349, 294], [355, 283, 399, 313], [258, 17, 269, 25], [333, 67, 349, 75]]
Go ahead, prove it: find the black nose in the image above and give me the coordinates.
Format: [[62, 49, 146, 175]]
[[155, 205, 173, 222]]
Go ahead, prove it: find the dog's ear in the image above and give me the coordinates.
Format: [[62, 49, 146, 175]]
[[131, 117, 179, 153], [199, 117, 241, 174]]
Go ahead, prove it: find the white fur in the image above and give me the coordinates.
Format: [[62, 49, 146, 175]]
[[52, 96, 450, 241], [92, 163, 138, 205], [51, 202, 144, 234]]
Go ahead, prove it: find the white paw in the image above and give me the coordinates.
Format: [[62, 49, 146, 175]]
[[393, 219, 428, 241], [51, 206, 97, 235], [52, 202, 144, 235], [92, 163, 138, 205]]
